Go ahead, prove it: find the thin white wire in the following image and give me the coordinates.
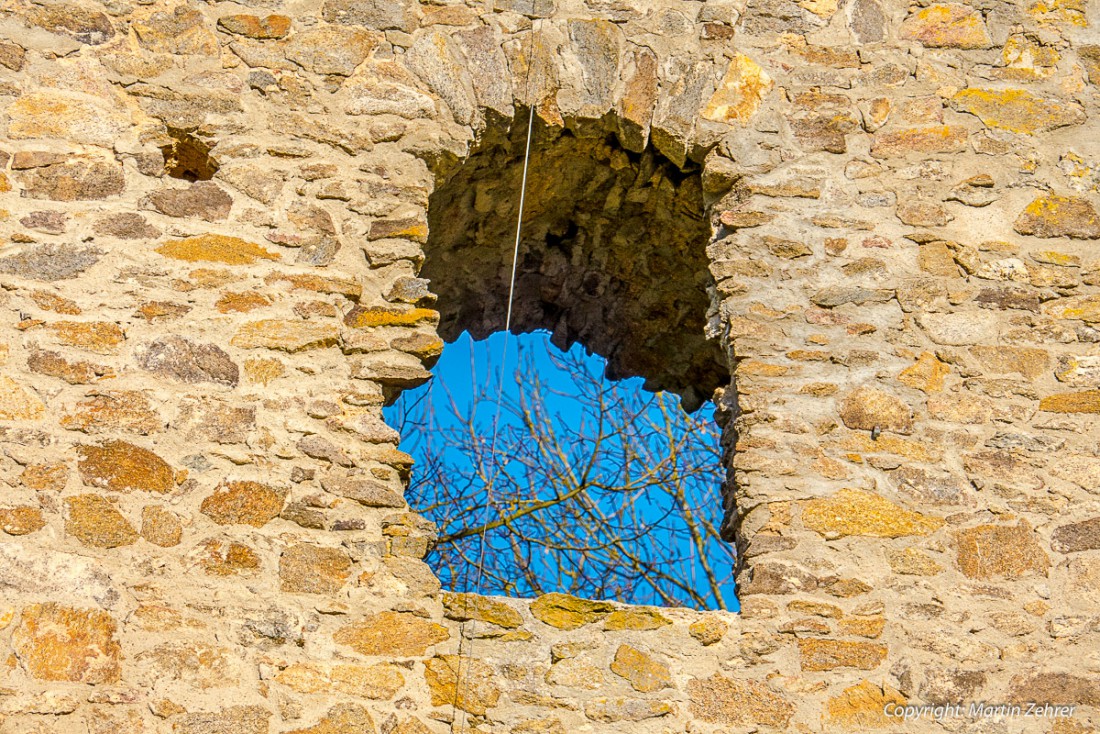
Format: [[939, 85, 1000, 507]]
[[452, 99, 536, 734]]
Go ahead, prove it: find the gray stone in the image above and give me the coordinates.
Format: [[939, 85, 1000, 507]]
[[19, 211, 67, 234], [0, 243, 101, 281], [404, 30, 478, 125], [321, 472, 405, 507], [0, 543, 119, 609], [136, 336, 239, 387], [284, 26, 380, 76], [297, 435, 354, 467], [146, 181, 233, 221], [848, 0, 886, 43], [322, 0, 416, 31], [811, 286, 893, 308], [15, 156, 125, 201], [454, 26, 513, 120], [558, 19, 621, 120], [1051, 517, 1100, 554], [93, 212, 161, 239]]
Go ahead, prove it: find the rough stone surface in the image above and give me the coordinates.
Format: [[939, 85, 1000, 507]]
[[0, 3, 1097, 731], [334, 612, 449, 657], [12, 603, 121, 683]]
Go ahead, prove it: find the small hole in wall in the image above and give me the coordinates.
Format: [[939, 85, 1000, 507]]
[[386, 110, 738, 610], [160, 128, 219, 181]]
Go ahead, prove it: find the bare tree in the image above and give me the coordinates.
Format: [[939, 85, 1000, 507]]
[[387, 334, 736, 611]]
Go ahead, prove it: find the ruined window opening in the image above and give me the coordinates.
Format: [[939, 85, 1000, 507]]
[[160, 127, 219, 181], [387, 111, 737, 610]]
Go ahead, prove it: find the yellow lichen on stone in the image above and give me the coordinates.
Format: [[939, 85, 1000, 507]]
[[530, 593, 614, 630], [0, 376, 46, 420], [12, 603, 122, 684], [442, 593, 523, 629], [1039, 390, 1100, 413], [156, 234, 280, 265], [344, 307, 439, 329], [1014, 194, 1100, 239], [701, 53, 773, 125], [802, 489, 944, 539], [826, 680, 906, 728], [954, 522, 1050, 578], [899, 4, 991, 49], [897, 352, 950, 393], [798, 0, 838, 18], [333, 611, 449, 657], [609, 645, 672, 692], [424, 655, 500, 715], [1028, 0, 1087, 26], [1042, 295, 1100, 323], [603, 608, 671, 631], [951, 88, 1085, 134]]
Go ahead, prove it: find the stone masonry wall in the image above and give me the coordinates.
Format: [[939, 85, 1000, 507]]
[[0, 0, 1099, 732]]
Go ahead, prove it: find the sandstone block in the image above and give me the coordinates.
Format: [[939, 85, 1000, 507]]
[[77, 440, 175, 493], [530, 593, 614, 629], [280, 543, 353, 594], [60, 391, 162, 435], [49, 321, 125, 354], [156, 234, 280, 265], [701, 53, 773, 125], [689, 617, 727, 645], [285, 26, 379, 76], [1043, 294, 1100, 323], [803, 489, 943, 539], [424, 655, 500, 715], [344, 306, 438, 329], [12, 603, 121, 683], [1051, 517, 1100, 553], [687, 674, 794, 727], [65, 494, 138, 548], [838, 386, 913, 434], [141, 505, 182, 547], [585, 697, 673, 722], [231, 320, 339, 352], [0, 243, 101, 281], [917, 312, 1000, 345], [171, 706, 271, 734], [334, 612, 448, 656], [137, 336, 239, 386], [603, 608, 671, 631], [1009, 673, 1100, 707], [888, 547, 944, 575], [200, 540, 261, 576], [20, 462, 69, 491], [287, 704, 375, 734], [147, 182, 233, 221], [133, 6, 218, 55], [0, 377, 46, 420], [546, 658, 605, 689], [969, 346, 1048, 380], [1014, 195, 1100, 239], [954, 522, 1049, 579], [826, 680, 906, 729], [610, 644, 671, 692], [0, 505, 46, 536], [951, 89, 1085, 134], [799, 639, 887, 671], [276, 662, 405, 700], [899, 4, 991, 48], [14, 155, 125, 201], [217, 14, 292, 39], [898, 352, 950, 393], [870, 126, 968, 158], [442, 593, 523, 628], [8, 91, 129, 147], [1039, 390, 1100, 413], [201, 481, 284, 527]]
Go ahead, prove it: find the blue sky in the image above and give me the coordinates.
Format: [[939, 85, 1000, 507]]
[[384, 330, 738, 611]]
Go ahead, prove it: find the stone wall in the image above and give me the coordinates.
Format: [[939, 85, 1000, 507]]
[[0, 0, 1098, 732]]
